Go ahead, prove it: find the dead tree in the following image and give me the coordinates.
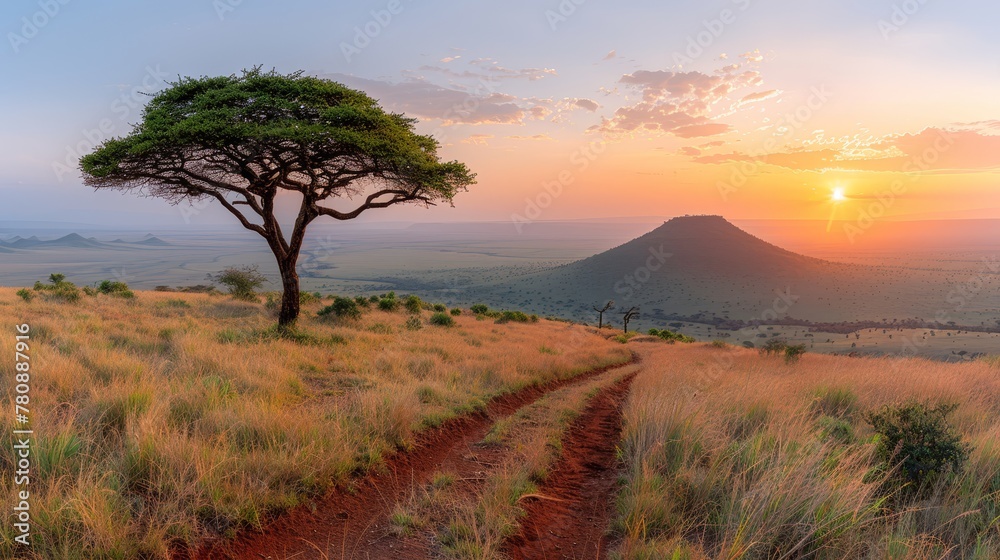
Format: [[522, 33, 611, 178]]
[[593, 300, 614, 328], [622, 306, 640, 333]]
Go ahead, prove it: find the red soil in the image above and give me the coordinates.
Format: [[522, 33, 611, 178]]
[[176, 355, 636, 560], [504, 373, 635, 560]]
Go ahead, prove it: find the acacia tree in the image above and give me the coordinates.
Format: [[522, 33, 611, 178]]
[[80, 69, 475, 325]]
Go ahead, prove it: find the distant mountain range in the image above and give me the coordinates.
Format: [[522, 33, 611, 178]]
[[0, 233, 170, 250]]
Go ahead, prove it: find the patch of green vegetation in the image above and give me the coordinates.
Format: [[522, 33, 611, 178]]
[[429, 312, 455, 327], [208, 265, 266, 301], [317, 296, 362, 321], [648, 328, 696, 343]]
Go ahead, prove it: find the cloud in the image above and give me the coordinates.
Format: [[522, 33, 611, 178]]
[[440, 56, 461, 63], [327, 74, 545, 126], [689, 128, 1000, 172], [506, 134, 554, 141], [462, 134, 494, 145], [738, 89, 780, 104], [573, 98, 599, 112], [678, 146, 702, 156], [599, 65, 766, 137], [603, 50, 617, 60]]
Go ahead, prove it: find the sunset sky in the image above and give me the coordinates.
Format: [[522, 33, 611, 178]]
[[1, 0, 998, 227]]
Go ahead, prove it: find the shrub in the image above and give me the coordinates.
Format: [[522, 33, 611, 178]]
[[404, 295, 423, 314], [209, 265, 266, 301], [429, 312, 455, 327], [432, 303, 447, 312], [299, 291, 322, 305], [784, 343, 807, 363], [317, 296, 362, 321], [648, 328, 695, 343], [355, 295, 371, 308], [742, 340, 755, 349], [404, 316, 422, 331], [34, 274, 81, 303], [760, 338, 788, 356], [97, 280, 135, 298], [450, 308, 461, 316], [82, 286, 97, 296], [378, 292, 400, 312], [865, 401, 971, 491], [710, 339, 728, 348], [15, 289, 34, 302], [470, 304, 489, 315], [495, 310, 535, 324], [810, 387, 858, 419]]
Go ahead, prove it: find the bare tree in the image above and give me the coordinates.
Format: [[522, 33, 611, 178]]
[[622, 306, 640, 333], [593, 300, 614, 328]]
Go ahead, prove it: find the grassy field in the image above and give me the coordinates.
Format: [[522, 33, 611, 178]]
[[0, 287, 629, 558], [614, 342, 1000, 559]]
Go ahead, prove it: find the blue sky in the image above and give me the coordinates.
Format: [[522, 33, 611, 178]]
[[1, 0, 998, 227]]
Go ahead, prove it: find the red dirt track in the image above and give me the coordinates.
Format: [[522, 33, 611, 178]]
[[504, 373, 635, 560], [178, 354, 636, 560]]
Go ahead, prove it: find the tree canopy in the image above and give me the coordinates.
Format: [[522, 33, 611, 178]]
[[80, 68, 476, 324]]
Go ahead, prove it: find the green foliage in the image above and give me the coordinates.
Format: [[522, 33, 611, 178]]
[[355, 295, 371, 308], [299, 291, 322, 305], [97, 280, 135, 298], [15, 288, 33, 302], [742, 340, 755, 349], [470, 304, 489, 315], [209, 265, 266, 301], [865, 401, 971, 492], [760, 338, 789, 356], [317, 296, 362, 321], [429, 312, 455, 327], [710, 339, 728, 348], [817, 415, 855, 444], [404, 316, 422, 331], [648, 328, 695, 343], [614, 332, 638, 344], [404, 294, 423, 314], [432, 303, 447, 312], [377, 291, 400, 312], [784, 343, 807, 363], [495, 310, 537, 324], [810, 387, 858, 418], [33, 274, 81, 303], [450, 308, 461, 316]]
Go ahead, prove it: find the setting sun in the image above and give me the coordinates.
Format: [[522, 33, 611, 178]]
[[832, 188, 847, 202]]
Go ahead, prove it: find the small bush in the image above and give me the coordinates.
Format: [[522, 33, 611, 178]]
[[450, 308, 461, 316], [760, 338, 788, 356], [710, 339, 728, 348], [470, 304, 489, 315], [784, 343, 807, 363], [317, 296, 362, 321], [82, 286, 97, 296], [209, 265, 266, 301], [429, 312, 455, 327], [378, 292, 400, 312], [495, 310, 534, 324], [432, 303, 447, 312], [865, 401, 971, 492], [299, 291, 322, 305], [34, 274, 81, 303], [404, 316, 422, 331], [355, 295, 371, 308], [404, 295, 423, 314], [810, 387, 858, 419], [97, 280, 135, 298], [648, 328, 695, 343], [15, 289, 33, 302]]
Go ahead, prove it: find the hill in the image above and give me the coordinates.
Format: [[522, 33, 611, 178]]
[[475, 215, 1000, 328]]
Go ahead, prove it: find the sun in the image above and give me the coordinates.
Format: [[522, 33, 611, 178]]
[[832, 187, 847, 202]]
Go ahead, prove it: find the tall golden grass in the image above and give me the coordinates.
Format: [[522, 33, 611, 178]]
[[0, 288, 629, 558], [614, 343, 1000, 560]]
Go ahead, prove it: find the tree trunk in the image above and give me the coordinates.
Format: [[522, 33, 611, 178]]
[[277, 259, 300, 326]]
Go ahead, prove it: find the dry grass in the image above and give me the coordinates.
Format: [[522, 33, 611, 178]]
[[0, 287, 629, 558], [613, 343, 1000, 560]]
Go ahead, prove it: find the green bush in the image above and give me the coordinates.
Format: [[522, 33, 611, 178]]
[[34, 274, 81, 303], [299, 291, 322, 304], [432, 303, 447, 312], [429, 312, 455, 327], [810, 387, 858, 419], [784, 343, 807, 364], [470, 304, 489, 315], [378, 292, 400, 312], [865, 401, 971, 492], [97, 280, 135, 298], [15, 289, 33, 302], [495, 310, 536, 324], [710, 339, 728, 348], [355, 295, 371, 308], [450, 308, 461, 316], [404, 295, 423, 314], [760, 338, 788, 356], [404, 316, 422, 331], [648, 328, 695, 343], [317, 296, 362, 321], [209, 265, 266, 301]]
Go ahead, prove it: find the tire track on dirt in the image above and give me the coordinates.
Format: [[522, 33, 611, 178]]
[[181, 354, 637, 560], [504, 372, 636, 560]]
